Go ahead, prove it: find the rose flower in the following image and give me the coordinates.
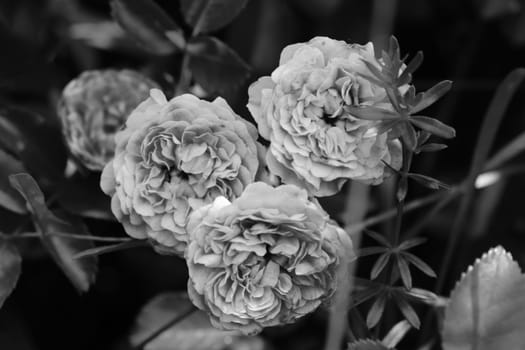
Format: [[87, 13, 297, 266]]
[[248, 36, 402, 197], [58, 69, 159, 171], [185, 182, 354, 334], [100, 90, 263, 255]]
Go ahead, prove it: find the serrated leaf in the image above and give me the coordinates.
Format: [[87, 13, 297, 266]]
[[9, 173, 97, 292], [402, 253, 437, 278], [408, 173, 451, 190], [346, 106, 400, 121], [410, 116, 456, 139], [348, 339, 393, 350], [0, 240, 21, 309], [0, 149, 27, 214], [111, 0, 183, 55], [394, 295, 420, 329], [397, 255, 412, 289], [371, 253, 391, 280], [367, 294, 386, 328], [131, 292, 256, 350], [442, 246, 525, 350], [180, 0, 249, 34], [411, 80, 453, 113], [187, 36, 250, 93]]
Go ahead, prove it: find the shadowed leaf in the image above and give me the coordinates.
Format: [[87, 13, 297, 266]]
[[394, 295, 420, 329], [0, 240, 21, 309], [411, 80, 453, 113], [0, 149, 27, 214], [347, 339, 393, 350], [410, 116, 456, 139], [367, 294, 386, 328], [187, 36, 250, 93], [9, 173, 97, 293], [111, 0, 184, 55], [371, 253, 391, 280], [180, 0, 249, 34], [397, 255, 412, 289]]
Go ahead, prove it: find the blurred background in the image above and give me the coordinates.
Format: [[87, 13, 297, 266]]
[[1, 0, 525, 349]]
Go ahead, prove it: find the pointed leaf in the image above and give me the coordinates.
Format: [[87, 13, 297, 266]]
[[406, 288, 448, 308], [398, 51, 423, 85], [396, 255, 412, 289], [394, 295, 420, 329], [416, 143, 448, 153], [358, 246, 389, 258], [417, 131, 432, 147], [442, 246, 525, 350], [402, 252, 437, 278], [376, 120, 400, 135], [371, 253, 391, 280], [364, 229, 391, 247], [400, 122, 418, 151], [0, 240, 21, 309], [361, 59, 388, 84], [187, 36, 250, 93], [180, 0, 249, 34], [345, 106, 400, 121], [347, 339, 393, 350], [382, 320, 411, 349], [9, 173, 97, 292], [74, 240, 147, 259], [111, 0, 184, 55], [0, 150, 27, 214], [408, 173, 451, 190], [397, 237, 427, 251], [411, 80, 453, 113], [367, 294, 387, 328], [410, 116, 456, 139]]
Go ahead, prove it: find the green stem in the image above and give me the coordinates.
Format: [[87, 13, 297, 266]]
[[10, 232, 131, 242]]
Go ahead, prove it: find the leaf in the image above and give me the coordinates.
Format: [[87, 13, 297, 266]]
[[382, 321, 411, 349], [400, 122, 418, 151], [180, 0, 249, 34], [442, 246, 525, 350], [0, 149, 27, 214], [410, 116, 456, 139], [398, 51, 423, 85], [416, 143, 448, 153], [484, 130, 525, 170], [0, 240, 21, 309], [402, 253, 437, 278], [111, 0, 184, 55], [9, 173, 97, 293], [358, 246, 388, 258], [130, 292, 257, 350], [367, 294, 386, 328], [396, 255, 412, 289], [371, 253, 391, 280], [187, 36, 250, 93], [394, 295, 420, 329], [411, 80, 453, 113], [407, 173, 451, 190], [397, 237, 427, 251], [347, 339, 393, 350], [364, 229, 391, 247], [345, 106, 400, 121], [74, 240, 146, 259]]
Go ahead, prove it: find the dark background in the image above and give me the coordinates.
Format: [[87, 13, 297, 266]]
[[1, 0, 525, 349]]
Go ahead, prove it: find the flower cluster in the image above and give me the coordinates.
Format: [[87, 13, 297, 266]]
[[248, 37, 402, 196], [58, 69, 158, 171], [88, 35, 441, 334]]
